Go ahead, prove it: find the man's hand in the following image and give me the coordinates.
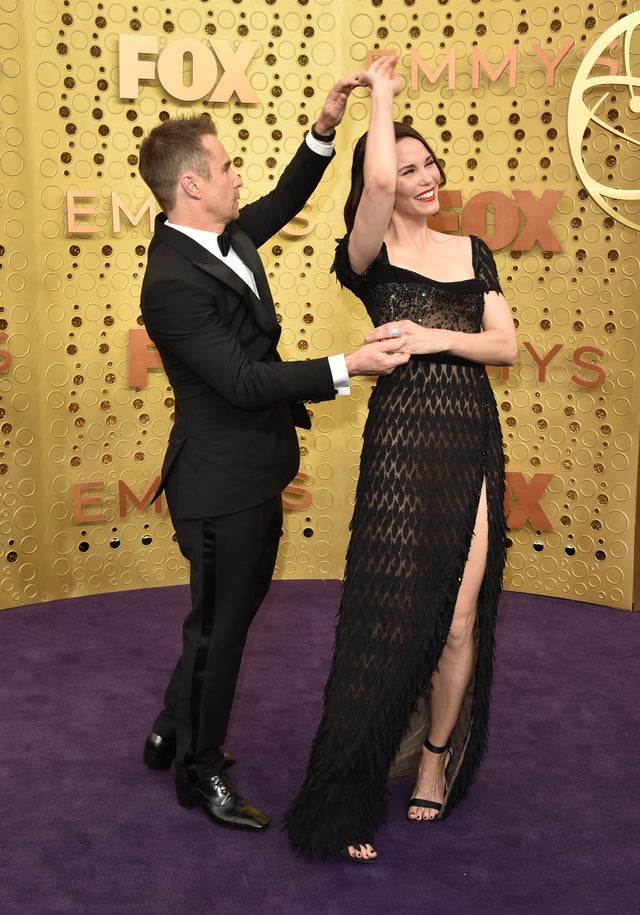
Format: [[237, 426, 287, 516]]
[[345, 338, 410, 377], [313, 72, 369, 135]]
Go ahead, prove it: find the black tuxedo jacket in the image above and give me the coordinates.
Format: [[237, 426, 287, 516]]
[[140, 139, 338, 519]]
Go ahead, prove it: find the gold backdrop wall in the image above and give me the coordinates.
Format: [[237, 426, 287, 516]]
[[1, 0, 639, 611]]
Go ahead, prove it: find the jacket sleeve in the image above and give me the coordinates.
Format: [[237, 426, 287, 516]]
[[235, 139, 335, 249], [142, 267, 336, 410]]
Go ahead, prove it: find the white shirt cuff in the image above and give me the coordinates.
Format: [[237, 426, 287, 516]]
[[328, 354, 350, 395], [305, 131, 335, 157]]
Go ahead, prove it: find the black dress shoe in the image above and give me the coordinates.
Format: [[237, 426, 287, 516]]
[[143, 731, 235, 771], [175, 772, 269, 831], [143, 731, 176, 770]]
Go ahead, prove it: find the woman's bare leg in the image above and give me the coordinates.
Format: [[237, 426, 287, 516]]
[[408, 483, 489, 821]]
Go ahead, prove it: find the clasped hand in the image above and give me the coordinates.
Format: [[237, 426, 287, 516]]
[[367, 320, 451, 356], [317, 54, 402, 132], [355, 53, 401, 95]]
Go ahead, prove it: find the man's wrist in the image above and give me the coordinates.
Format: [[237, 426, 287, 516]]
[[344, 352, 361, 377], [310, 123, 337, 143]]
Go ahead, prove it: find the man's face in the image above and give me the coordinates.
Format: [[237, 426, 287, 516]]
[[195, 133, 243, 230]]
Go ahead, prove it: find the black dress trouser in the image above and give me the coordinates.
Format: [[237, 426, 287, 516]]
[[153, 476, 283, 783]]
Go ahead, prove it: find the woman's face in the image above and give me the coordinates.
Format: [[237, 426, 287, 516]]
[[394, 137, 442, 217]]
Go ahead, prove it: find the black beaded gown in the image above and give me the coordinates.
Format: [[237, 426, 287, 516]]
[[284, 234, 508, 860]]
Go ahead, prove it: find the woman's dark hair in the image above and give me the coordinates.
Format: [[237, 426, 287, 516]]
[[343, 121, 446, 231]]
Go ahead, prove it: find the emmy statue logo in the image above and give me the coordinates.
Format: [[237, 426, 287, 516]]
[[568, 11, 640, 231]]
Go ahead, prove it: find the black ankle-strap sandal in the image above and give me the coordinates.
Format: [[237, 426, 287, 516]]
[[407, 736, 452, 819], [424, 737, 451, 755]]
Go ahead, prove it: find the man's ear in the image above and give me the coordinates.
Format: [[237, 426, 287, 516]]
[[180, 172, 201, 198]]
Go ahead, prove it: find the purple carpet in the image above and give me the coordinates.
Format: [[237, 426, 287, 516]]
[[1, 581, 638, 914]]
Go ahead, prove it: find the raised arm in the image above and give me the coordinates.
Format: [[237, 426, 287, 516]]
[[347, 55, 401, 274], [312, 71, 370, 139]]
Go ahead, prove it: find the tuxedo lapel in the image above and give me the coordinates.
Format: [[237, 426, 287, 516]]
[[197, 256, 280, 342], [227, 226, 274, 307], [154, 216, 280, 342]]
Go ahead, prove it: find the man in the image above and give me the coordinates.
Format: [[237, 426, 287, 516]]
[[138, 74, 408, 833]]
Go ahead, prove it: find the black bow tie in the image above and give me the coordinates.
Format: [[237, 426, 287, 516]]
[[217, 230, 231, 257]]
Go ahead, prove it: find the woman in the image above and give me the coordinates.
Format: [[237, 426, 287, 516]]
[[285, 56, 518, 863]]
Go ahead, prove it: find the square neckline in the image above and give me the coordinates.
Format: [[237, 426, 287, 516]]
[[378, 235, 484, 290]]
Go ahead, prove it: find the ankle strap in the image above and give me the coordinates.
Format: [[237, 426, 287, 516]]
[[424, 736, 451, 754]]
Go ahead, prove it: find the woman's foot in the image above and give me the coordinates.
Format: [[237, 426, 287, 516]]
[[407, 738, 451, 821], [342, 843, 378, 863]]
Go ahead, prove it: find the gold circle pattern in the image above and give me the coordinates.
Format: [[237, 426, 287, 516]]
[[0, 1, 639, 610]]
